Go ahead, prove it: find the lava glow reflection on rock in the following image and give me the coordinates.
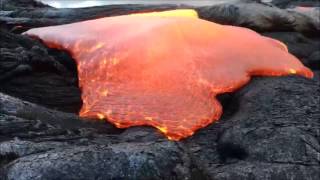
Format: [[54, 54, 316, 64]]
[[24, 9, 313, 141]]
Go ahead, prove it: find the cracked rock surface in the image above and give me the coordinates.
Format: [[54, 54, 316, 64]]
[[0, 0, 319, 179]]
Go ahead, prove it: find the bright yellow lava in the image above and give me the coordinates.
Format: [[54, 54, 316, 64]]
[[158, 126, 168, 134], [130, 9, 198, 18], [97, 113, 105, 120], [289, 68, 297, 74]]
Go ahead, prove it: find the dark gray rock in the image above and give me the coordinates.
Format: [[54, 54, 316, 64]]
[[268, 0, 320, 8], [207, 161, 319, 180], [0, 0, 319, 179], [0, 29, 81, 113], [308, 51, 320, 70], [196, 3, 320, 35], [288, 6, 320, 30], [0, 0, 49, 10], [0, 139, 67, 158], [1, 1, 319, 35], [184, 73, 320, 180], [119, 127, 166, 143], [2, 142, 191, 180]]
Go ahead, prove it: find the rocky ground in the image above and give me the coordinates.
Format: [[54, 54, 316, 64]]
[[0, 0, 319, 179]]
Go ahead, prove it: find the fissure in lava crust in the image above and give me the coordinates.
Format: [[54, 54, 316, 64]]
[[24, 9, 313, 141]]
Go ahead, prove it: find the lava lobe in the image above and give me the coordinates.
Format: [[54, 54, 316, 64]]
[[24, 10, 313, 140]]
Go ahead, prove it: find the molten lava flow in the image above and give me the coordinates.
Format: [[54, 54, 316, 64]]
[[130, 9, 198, 18], [24, 10, 313, 141]]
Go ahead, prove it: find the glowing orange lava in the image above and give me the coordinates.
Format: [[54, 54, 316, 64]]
[[24, 10, 313, 141]]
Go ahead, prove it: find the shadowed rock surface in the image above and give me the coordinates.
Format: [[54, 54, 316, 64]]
[[268, 0, 320, 8], [0, 0, 319, 179]]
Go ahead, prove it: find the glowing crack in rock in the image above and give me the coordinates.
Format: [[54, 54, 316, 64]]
[[24, 9, 313, 141]]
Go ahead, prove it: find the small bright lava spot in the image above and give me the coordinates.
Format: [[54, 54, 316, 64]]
[[97, 113, 105, 120], [145, 117, 153, 121], [101, 89, 109, 96], [289, 69, 297, 74], [158, 126, 168, 133]]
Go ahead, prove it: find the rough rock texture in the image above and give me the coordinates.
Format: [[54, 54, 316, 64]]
[[1, 0, 319, 35], [0, 0, 319, 179], [2, 141, 191, 180], [268, 0, 320, 8], [196, 3, 320, 35], [0, 29, 81, 112], [184, 74, 320, 179]]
